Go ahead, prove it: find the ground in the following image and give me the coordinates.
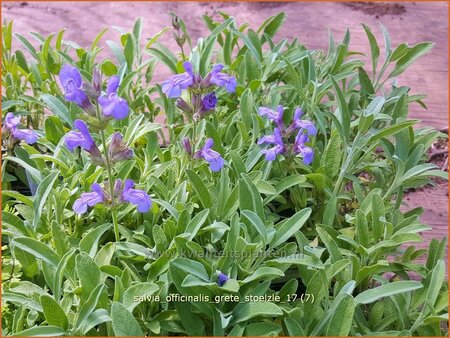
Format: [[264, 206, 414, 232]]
[[2, 1, 448, 255]]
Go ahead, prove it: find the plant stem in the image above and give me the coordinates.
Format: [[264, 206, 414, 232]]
[[99, 126, 120, 241], [180, 45, 186, 61], [191, 119, 197, 154]]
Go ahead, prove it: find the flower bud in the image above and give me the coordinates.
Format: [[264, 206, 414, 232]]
[[176, 98, 193, 114], [92, 68, 102, 94], [171, 13, 181, 31], [181, 137, 192, 156], [175, 33, 187, 48], [109, 132, 133, 163]]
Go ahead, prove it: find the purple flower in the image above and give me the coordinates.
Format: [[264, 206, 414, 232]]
[[294, 107, 304, 120], [209, 64, 236, 93], [259, 105, 284, 129], [300, 146, 314, 165], [297, 121, 317, 136], [11, 129, 39, 144], [109, 132, 133, 163], [121, 179, 152, 213], [181, 137, 192, 156], [59, 65, 91, 109], [3, 113, 38, 144], [258, 128, 285, 161], [98, 76, 129, 120], [65, 119, 105, 165], [201, 92, 217, 112], [294, 133, 314, 165], [161, 61, 195, 98], [65, 119, 96, 152], [73, 183, 106, 214], [4, 113, 20, 131], [194, 138, 224, 172], [217, 271, 229, 287], [288, 107, 317, 136]]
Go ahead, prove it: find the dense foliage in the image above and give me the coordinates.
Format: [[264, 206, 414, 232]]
[[1, 12, 448, 336]]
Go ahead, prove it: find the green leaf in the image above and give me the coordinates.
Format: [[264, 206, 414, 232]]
[[76, 253, 101, 300], [123, 282, 159, 312], [233, 29, 261, 63], [80, 309, 111, 335], [12, 237, 60, 267], [124, 33, 136, 71], [266, 254, 324, 269], [355, 209, 370, 247], [199, 36, 217, 76], [111, 302, 144, 336], [40, 94, 73, 126], [310, 280, 356, 335], [4, 21, 12, 50], [75, 284, 106, 330], [230, 302, 283, 325], [241, 210, 267, 245], [145, 28, 170, 49], [365, 96, 385, 117], [354, 281, 423, 304], [371, 193, 385, 241], [186, 169, 212, 209], [2, 157, 42, 184], [239, 174, 265, 221], [425, 260, 445, 310], [106, 40, 126, 65], [362, 24, 380, 75], [271, 208, 311, 248], [260, 12, 286, 39], [101, 59, 118, 76], [331, 76, 350, 143], [423, 314, 449, 325], [79, 223, 112, 258], [174, 301, 206, 336], [115, 242, 154, 258], [264, 174, 307, 203], [239, 88, 254, 129], [326, 295, 355, 336], [317, 226, 343, 263], [53, 249, 76, 301], [51, 221, 70, 257], [15, 49, 30, 72], [368, 120, 417, 145], [3, 292, 42, 312], [171, 258, 209, 282], [10, 326, 66, 336], [146, 43, 178, 74], [358, 67, 375, 95], [33, 170, 60, 228], [241, 267, 284, 284], [245, 322, 281, 336], [284, 317, 305, 336], [322, 130, 342, 179], [40, 295, 69, 330], [185, 208, 210, 241], [14, 33, 39, 59], [388, 42, 434, 78]]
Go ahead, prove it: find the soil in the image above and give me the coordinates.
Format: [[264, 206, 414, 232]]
[[2, 1, 448, 256], [343, 2, 407, 18]]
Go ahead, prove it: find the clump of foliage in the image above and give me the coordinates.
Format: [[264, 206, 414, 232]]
[[1, 12, 448, 337]]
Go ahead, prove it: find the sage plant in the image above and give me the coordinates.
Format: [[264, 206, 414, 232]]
[[60, 65, 151, 240]]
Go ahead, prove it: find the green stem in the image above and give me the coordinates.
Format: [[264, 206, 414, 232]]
[[191, 119, 197, 154], [374, 60, 390, 91], [180, 44, 186, 61], [99, 127, 120, 242], [276, 157, 286, 178]]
